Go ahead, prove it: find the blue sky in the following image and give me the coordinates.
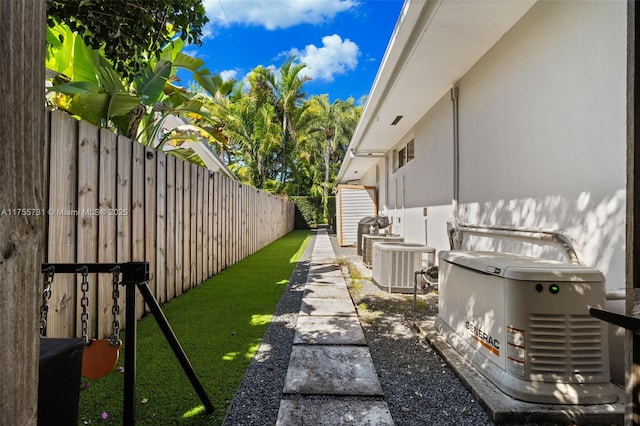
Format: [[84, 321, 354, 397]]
[[180, 0, 405, 103]]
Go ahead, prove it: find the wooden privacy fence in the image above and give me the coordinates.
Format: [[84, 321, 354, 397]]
[[43, 110, 295, 339]]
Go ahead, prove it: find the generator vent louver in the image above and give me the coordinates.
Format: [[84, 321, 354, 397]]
[[529, 313, 604, 377]]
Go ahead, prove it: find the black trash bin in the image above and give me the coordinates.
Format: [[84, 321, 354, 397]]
[[38, 337, 85, 426]]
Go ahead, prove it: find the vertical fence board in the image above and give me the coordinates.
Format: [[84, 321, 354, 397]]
[[243, 186, 248, 257], [190, 164, 197, 287], [222, 176, 228, 270], [209, 172, 215, 277], [243, 185, 248, 258], [116, 135, 132, 330], [144, 147, 157, 313], [213, 172, 220, 274], [203, 171, 210, 279], [218, 174, 224, 271], [259, 194, 264, 250], [47, 111, 78, 338], [97, 129, 117, 339], [166, 155, 176, 302], [173, 159, 183, 300], [255, 189, 259, 252], [233, 182, 238, 264], [229, 177, 234, 267], [236, 184, 239, 257], [131, 142, 146, 318], [181, 162, 190, 296], [156, 152, 167, 304], [229, 180, 235, 266], [250, 188, 255, 254], [76, 121, 99, 338], [196, 167, 204, 285]]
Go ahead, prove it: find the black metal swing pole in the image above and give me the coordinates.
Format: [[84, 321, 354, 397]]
[[135, 281, 215, 415], [123, 280, 138, 425]]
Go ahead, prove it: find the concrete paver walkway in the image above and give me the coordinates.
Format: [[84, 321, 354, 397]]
[[276, 229, 395, 425]]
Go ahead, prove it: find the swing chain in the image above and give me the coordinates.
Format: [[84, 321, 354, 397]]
[[110, 266, 121, 346], [79, 266, 90, 344], [39, 266, 55, 337]]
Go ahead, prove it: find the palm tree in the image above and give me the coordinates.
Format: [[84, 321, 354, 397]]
[[276, 59, 311, 185], [307, 95, 361, 219], [251, 58, 311, 185], [221, 91, 281, 189]]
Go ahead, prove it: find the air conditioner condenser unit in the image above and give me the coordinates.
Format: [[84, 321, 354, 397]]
[[372, 242, 435, 293], [436, 250, 618, 405]]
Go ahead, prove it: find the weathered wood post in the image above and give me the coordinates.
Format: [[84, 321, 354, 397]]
[[0, 0, 46, 424], [629, 1, 640, 425]]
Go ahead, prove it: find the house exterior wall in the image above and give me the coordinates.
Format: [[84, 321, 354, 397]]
[[378, 0, 626, 292], [457, 0, 626, 287], [384, 91, 454, 248]]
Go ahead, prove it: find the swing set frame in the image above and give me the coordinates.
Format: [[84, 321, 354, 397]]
[[40, 262, 214, 425]]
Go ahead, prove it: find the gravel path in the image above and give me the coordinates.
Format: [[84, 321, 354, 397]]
[[223, 230, 497, 425]]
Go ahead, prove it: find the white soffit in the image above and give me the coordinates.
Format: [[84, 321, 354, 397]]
[[339, 0, 536, 183]]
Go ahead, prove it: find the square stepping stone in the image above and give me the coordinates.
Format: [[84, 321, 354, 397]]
[[283, 345, 383, 395], [303, 284, 351, 299], [299, 298, 356, 316], [276, 400, 394, 426], [294, 316, 366, 345], [306, 275, 346, 285], [307, 265, 342, 276]]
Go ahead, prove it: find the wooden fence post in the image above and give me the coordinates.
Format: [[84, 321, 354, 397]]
[[0, 1, 45, 423]]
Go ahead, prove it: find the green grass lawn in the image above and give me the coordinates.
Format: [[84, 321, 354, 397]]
[[77, 230, 310, 425]]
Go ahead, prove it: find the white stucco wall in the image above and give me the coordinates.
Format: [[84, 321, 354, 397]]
[[383, 91, 454, 248], [379, 0, 626, 291], [456, 0, 626, 288]]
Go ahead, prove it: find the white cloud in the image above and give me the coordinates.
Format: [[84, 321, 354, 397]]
[[220, 69, 238, 81], [203, 0, 358, 30], [288, 34, 359, 82], [182, 49, 204, 59]]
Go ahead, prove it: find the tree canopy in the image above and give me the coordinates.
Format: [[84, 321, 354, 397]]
[[45, 7, 362, 219], [47, 0, 208, 79]]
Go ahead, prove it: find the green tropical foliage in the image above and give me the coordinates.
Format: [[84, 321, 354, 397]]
[[45, 10, 362, 205], [306, 95, 360, 218], [46, 20, 228, 163], [47, 0, 208, 79]]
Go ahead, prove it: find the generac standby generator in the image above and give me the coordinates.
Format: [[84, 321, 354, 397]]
[[436, 250, 618, 405]]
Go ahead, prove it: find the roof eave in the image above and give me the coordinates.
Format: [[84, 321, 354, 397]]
[[338, 0, 537, 184]]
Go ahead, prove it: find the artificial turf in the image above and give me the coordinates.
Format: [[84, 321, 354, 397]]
[[77, 229, 310, 425]]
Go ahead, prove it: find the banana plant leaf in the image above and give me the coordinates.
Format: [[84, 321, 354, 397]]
[[95, 65, 127, 95], [107, 93, 143, 119], [71, 92, 142, 124], [166, 147, 207, 168], [46, 81, 102, 96], [172, 52, 207, 73], [46, 22, 99, 85], [135, 60, 172, 106]]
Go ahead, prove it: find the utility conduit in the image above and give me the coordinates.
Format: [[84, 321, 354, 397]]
[[447, 220, 581, 265]]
